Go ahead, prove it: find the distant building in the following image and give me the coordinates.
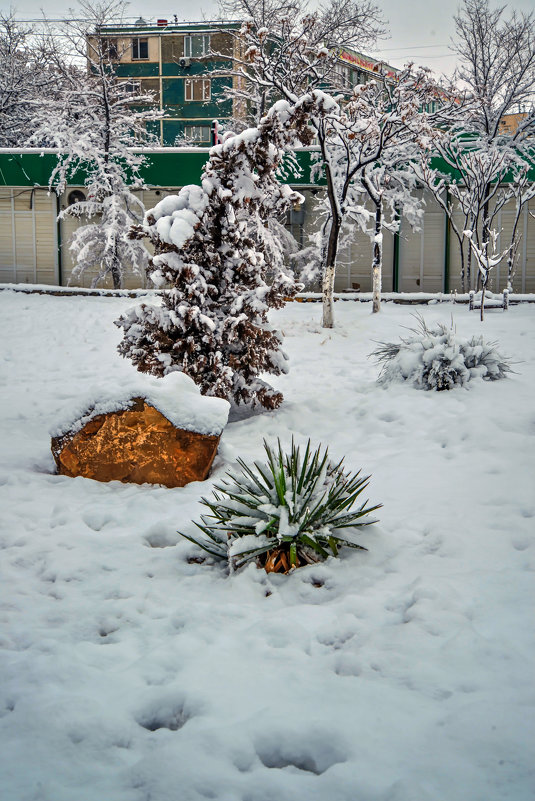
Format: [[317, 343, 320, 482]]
[[90, 19, 241, 146], [499, 113, 528, 135], [92, 19, 398, 146]]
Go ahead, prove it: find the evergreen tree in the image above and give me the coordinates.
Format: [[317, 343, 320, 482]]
[[116, 100, 313, 409]]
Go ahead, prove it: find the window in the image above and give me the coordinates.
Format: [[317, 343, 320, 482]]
[[101, 37, 118, 60], [119, 79, 141, 96], [184, 34, 210, 58], [132, 37, 148, 59], [184, 125, 211, 144], [184, 78, 211, 102]]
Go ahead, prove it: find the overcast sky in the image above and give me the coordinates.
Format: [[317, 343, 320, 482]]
[[4, 0, 535, 79]]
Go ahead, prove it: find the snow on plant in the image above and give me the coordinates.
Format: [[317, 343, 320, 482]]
[[371, 315, 512, 391], [417, 0, 535, 306], [116, 98, 315, 410], [318, 65, 459, 317], [0, 12, 61, 146], [220, 0, 385, 327], [30, 1, 163, 289], [180, 439, 381, 574]]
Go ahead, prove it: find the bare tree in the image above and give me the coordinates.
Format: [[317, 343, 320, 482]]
[[419, 0, 535, 318], [31, 0, 163, 289], [218, 0, 385, 327], [0, 12, 61, 146], [312, 66, 458, 316]]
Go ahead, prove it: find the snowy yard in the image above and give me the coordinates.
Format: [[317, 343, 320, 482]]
[[1, 289, 534, 801]]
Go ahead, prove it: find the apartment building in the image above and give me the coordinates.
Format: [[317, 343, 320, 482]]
[[91, 19, 241, 146], [93, 18, 398, 145]]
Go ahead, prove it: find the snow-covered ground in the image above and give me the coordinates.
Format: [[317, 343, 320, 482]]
[[1, 290, 533, 801]]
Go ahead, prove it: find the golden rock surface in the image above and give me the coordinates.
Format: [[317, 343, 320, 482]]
[[51, 398, 220, 488]]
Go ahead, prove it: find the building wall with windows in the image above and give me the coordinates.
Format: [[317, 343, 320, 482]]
[[92, 22, 398, 146], [91, 20, 240, 146]]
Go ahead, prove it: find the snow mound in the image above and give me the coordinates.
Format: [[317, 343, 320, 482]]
[[50, 370, 230, 438]]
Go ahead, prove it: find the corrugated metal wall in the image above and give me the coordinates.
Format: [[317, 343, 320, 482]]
[[57, 188, 167, 289], [447, 194, 535, 293], [1, 185, 534, 292], [0, 188, 58, 285]]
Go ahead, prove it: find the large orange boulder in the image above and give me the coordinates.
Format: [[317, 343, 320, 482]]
[[51, 373, 230, 488]]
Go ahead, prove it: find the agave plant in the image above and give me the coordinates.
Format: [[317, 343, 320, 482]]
[[371, 314, 512, 390], [179, 439, 381, 573]]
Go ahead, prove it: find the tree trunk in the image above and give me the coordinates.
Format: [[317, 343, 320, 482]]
[[111, 262, 122, 290], [321, 159, 342, 329], [322, 261, 337, 328], [480, 193, 491, 320], [467, 243, 473, 291], [372, 202, 382, 313], [460, 238, 466, 293], [507, 208, 522, 292]]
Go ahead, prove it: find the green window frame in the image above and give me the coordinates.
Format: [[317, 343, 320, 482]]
[[184, 78, 211, 102], [184, 124, 212, 144]]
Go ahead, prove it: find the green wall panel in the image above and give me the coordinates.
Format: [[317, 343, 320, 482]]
[[162, 78, 184, 105], [115, 63, 159, 77], [2, 149, 531, 191], [162, 121, 185, 146], [161, 59, 233, 77]]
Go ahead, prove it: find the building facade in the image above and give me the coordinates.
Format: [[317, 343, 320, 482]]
[[92, 19, 242, 146], [93, 19, 397, 146]]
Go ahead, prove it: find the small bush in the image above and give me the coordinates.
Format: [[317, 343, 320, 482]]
[[371, 315, 512, 391], [179, 439, 381, 573]]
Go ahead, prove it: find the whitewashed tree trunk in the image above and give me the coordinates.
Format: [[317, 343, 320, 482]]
[[322, 263, 336, 328], [321, 157, 342, 329], [372, 203, 383, 313]]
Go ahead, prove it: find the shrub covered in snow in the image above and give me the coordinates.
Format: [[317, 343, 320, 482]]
[[180, 439, 381, 573], [371, 315, 512, 390], [116, 100, 315, 410]]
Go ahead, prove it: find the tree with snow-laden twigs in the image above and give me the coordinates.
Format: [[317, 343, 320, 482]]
[[30, 1, 163, 289], [0, 12, 62, 147], [116, 99, 314, 410], [309, 66, 459, 316], [219, 0, 384, 126], [417, 0, 535, 319], [218, 0, 385, 326]]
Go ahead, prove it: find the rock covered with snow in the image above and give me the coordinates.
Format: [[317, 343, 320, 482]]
[[51, 371, 230, 439], [50, 371, 230, 488]]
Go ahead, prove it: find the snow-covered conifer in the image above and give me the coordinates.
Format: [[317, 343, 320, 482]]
[[116, 100, 312, 410]]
